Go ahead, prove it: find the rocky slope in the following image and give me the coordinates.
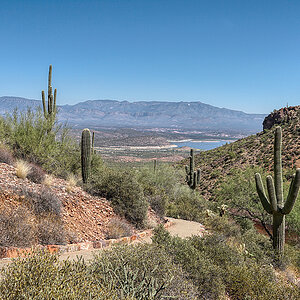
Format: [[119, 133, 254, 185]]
[[180, 106, 300, 200], [0, 163, 161, 247]]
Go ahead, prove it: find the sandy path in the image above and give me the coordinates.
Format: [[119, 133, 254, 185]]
[[0, 217, 206, 268]]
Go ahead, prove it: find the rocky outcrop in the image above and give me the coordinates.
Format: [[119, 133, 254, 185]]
[[263, 106, 300, 130]]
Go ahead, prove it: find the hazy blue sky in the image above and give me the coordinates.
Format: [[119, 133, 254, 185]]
[[0, 0, 300, 113]]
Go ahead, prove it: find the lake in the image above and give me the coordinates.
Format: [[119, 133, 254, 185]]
[[171, 140, 234, 151]]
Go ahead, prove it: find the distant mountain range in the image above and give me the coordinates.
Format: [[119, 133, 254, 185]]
[[0, 96, 266, 134]]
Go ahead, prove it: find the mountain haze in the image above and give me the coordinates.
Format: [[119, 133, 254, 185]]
[[0, 97, 265, 134]]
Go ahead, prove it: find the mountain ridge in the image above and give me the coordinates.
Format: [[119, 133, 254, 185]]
[[0, 96, 266, 134]]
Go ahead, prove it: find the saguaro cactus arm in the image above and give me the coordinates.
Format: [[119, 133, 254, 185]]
[[266, 175, 278, 212], [185, 165, 189, 175], [282, 169, 300, 214], [255, 173, 273, 214], [42, 91, 47, 117]]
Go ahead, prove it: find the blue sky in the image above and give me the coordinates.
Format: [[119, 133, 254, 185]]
[[0, 0, 300, 113]]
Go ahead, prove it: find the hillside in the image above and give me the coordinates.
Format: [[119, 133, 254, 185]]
[[0, 163, 161, 249], [182, 106, 300, 200], [0, 96, 265, 134]]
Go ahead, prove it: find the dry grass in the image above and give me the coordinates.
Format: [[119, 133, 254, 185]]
[[106, 218, 133, 239], [15, 160, 31, 179], [66, 174, 78, 193], [27, 164, 46, 184], [43, 174, 54, 187]]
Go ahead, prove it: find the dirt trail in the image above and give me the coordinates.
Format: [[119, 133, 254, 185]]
[[0, 217, 206, 267]]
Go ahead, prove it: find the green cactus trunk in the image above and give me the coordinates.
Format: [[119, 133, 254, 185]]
[[81, 128, 92, 184], [92, 131, 95, 154], [255, 126, 300, 257], [185, 149, 201, 190], [41, 65, 57, 131], [273, 213, 285, 255]]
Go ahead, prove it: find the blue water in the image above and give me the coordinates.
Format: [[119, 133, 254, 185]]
[[171, 140, 233, 151]]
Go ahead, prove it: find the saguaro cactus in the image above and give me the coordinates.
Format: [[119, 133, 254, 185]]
[[255, 127, 300, 256], [153, 159, 157, 173], [185, 149, 201, 190], [42, 65, 57, 124], [92, 131, 95, 154], [81, 128, 92, 183]]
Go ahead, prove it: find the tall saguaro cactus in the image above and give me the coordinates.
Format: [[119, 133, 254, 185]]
[[81, 128, 92, 183], [255, 127, 300, 256], [91, 131, 96, 154], [185, 149, 201, 190], [42, 65, 57, 127]]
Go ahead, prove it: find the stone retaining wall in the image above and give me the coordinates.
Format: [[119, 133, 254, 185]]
[[0, 221, 173, 259]]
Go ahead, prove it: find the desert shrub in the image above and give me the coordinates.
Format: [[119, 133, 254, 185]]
[[0, 145, 14, 165], [204, 215, 241, 238], [91, 244, 199, 299], [152, 226, 300, 299], [136, 164, 182, 196], [153, 229, 226, 299], [0, 251, 117, 300], [167, 185, 209, 221], [65, 173, 78, 193], [0, 109, 81, 178], [225, 263, 300, 300], [0, 206, 35, 247], [15, 159, 31, 179], [89, 169, 148, 228], [27, 163, 46, 184], [285, 244, 300, 269], [90, 153, 105, 177], [286, 192, 300, 242], [20, 187, 62, 216], [241, 228, 273, 263], [148, 192, 168, 217], [36, 217, 66, 245], [135, 164, 184, 217], [105, 218, 133, 239]]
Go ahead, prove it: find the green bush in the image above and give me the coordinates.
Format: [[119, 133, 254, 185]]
[[152, 226, 300, 299], [0, 108, 80, 178], [135, 164, 183, 217], [89, 168, 148, 228], [91, 244, 198, 299], [0, 251, 116, 300], [167, 185, 209, 221], [0, 247, 198, 300]]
